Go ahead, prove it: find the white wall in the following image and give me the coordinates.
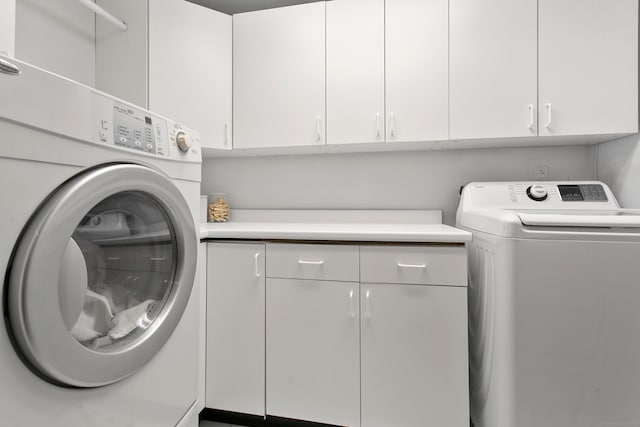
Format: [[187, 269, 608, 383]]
[[15, 0, 95, 86], [597, 134, 640, 208], [0, 0, 16, 56], [95, 0, 148, 107], [202, 146, 595, 225]]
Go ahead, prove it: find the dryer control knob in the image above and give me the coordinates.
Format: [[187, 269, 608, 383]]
[[527, 185, 548, 201], [175, 131, 192, 153]]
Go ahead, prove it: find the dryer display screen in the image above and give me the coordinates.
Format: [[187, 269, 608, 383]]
[[558, 184, 608, 202]]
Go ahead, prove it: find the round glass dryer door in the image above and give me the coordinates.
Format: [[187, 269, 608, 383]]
[[7, 163, 197, 387]]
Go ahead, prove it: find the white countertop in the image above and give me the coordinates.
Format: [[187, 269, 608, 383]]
[[199, 209, 472, 243]]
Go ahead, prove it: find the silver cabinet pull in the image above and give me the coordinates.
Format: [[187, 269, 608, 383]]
[[364, 290, 372, 319], [389, 112, 396, 137], [545, 103, 552, 128], [298, 260, 324, 265], [528, 104, 534, 130], [348, 290, 355, 319], [397, 262, 426, 269], [254, 252, 261, 278]]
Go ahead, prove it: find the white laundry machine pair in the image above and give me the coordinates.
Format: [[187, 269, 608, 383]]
[[0, 56, 203, 426], [457, 181, 640, 427]]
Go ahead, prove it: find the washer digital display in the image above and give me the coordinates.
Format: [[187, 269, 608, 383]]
[[558, 184, 608, 202]]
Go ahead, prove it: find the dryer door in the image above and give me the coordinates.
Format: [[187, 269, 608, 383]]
[[7, 163, 197, 387]]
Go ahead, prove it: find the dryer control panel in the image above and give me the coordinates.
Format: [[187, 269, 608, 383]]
[[90, 92, 200, 162], [109, 100, 167, 155]]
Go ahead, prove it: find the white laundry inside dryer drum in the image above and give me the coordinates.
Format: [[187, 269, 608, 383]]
[[63, 191, 175, 351]]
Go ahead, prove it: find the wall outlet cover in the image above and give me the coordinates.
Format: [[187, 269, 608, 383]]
[[533, 165, 549, 180]]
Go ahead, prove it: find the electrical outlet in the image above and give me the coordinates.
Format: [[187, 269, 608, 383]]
[[533, 165, 549, 180]]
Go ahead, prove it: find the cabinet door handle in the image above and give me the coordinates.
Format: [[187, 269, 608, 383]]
[[316, 116, 322, 142], [224, 123, 229, 146], [376, 112, 382, 138], [389, 112, 396, 137], [254, 253, 261, 278], [545, 103, 552, 128], [348, 290, 356, 319], [364, 290, 372, 319], [298, 259, 324, 265], [528, 104, 534, 130], [397, 262, 427, 269]]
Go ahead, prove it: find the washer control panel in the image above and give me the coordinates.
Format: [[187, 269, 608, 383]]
[[461, 182, 619, 211], [508, 183, 609, 204], [91, 92, 200, 161]]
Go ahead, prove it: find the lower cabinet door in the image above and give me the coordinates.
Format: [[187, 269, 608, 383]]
[[266, 278, 360, 427], [206, 242, 265, 415], [360, 283, 469, 427]]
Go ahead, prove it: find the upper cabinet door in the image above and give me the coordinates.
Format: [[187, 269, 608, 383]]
[[149, 0, 232, 150], [386, 0, 449, 142], [538, 0, 638, 137], [326, 0, 384, 145], [450, 0, 537, 140], [234, 3, 326, 149]]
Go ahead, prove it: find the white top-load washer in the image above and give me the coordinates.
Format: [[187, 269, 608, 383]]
[[457, 181, 640, 427], [0, 56, 202, 426]]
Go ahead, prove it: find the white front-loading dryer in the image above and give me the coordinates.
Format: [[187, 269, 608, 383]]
[[457, 181, 640, 427], [0, 56, 203, 426]]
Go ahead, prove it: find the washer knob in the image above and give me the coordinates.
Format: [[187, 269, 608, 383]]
[[527, 185, 548, 201], [175, 131, 192, 153]]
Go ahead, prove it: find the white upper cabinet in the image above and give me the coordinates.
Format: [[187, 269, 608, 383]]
[[326, 0, 448, 145], [233, 3, 326, 149], [385, 0, 449, 142], [326, 0, 385, 145], [538, 0, 638, 137], [450, 0, 538, 140], [149, 0, 232, 150]]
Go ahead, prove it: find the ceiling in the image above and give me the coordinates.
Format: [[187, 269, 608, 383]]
[[187, 0, 324, 15]]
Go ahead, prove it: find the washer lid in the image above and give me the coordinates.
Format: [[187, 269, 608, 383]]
[[516, 210, 640, 228]]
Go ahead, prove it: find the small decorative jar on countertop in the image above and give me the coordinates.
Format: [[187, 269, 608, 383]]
[[208, 193, 230, 222]]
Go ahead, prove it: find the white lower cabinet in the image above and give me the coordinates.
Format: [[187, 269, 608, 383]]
[[266, 278, 360, 426], [206, 242, 265, 415], [207, 242, 468, 426], [360, 283, 469, 427]]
